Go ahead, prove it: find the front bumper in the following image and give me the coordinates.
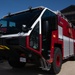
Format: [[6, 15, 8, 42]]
[[0, 45, 10, 59]]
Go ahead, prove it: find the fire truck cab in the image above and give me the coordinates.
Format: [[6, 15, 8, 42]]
[[0, 6, 75, 74]]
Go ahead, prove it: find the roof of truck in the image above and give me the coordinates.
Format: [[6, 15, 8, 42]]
[[3, 6, 44, 18], [3, 6, 57, 18]]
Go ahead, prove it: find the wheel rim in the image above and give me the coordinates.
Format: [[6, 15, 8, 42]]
[[56, 55, 60, 67]]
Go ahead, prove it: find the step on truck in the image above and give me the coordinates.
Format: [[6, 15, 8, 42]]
[[0, 6, 75, 74]]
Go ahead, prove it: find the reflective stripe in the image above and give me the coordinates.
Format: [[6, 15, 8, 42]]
[[0, 45, 10, 50]]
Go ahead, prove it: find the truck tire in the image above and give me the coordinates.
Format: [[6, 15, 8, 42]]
[[51, 47, 62, 74], [8, 51, 26, 68]]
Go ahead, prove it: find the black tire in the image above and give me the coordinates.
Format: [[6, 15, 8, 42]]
[[69, 55, 75, 60], [71, 50, 75, 60], [8, 51, 26, 68], [73, 55, 75, 60], [51, 47, 62, 74]]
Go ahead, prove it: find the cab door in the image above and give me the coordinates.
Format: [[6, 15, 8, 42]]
[[41, 9, 57, 59], [41, 20, 51, 59], [26, 21, 41, 54]]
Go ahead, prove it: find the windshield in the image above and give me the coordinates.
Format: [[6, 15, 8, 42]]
[[0, 8, 43, 34]]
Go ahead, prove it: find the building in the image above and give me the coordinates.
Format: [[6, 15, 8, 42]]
[[61, 5, 75, 25]]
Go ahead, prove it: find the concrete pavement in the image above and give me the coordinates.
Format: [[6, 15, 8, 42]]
[[0, 61, 75, 75]]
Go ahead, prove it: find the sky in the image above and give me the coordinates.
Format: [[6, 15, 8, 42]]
[[0, 0, 75, 18]]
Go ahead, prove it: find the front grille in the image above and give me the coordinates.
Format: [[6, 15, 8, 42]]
[[6, 37, 26, 46], [6, 38, 19, 45]]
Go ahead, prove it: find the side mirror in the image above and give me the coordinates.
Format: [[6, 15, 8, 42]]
[[22, 25, 32, 32], [22, 25, 27, 31]]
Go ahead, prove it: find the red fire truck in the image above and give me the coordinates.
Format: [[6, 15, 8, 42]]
[[0, 6, 75, 74]]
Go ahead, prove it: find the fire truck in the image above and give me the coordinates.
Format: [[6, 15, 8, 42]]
[[0, 6, 75, 74]]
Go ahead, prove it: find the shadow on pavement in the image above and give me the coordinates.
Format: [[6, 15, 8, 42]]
[[0, 62, 56, 75]]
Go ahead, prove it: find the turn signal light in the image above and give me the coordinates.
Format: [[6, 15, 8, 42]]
[[53, 35, 56, 38]]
